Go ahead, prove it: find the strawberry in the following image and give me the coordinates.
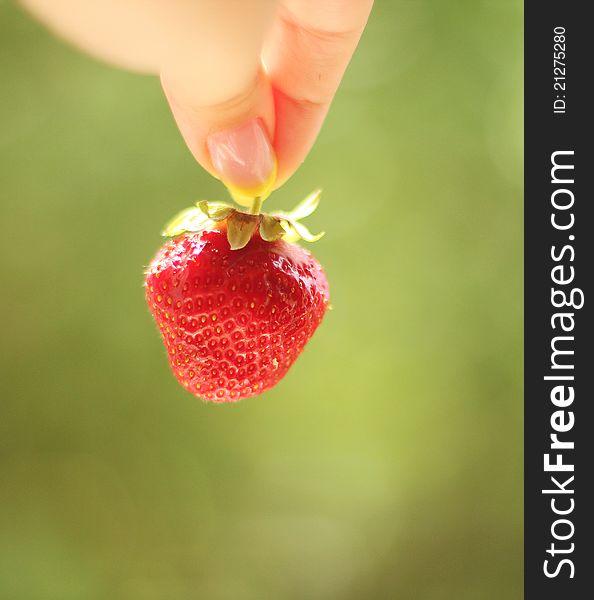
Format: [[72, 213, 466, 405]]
[[145, 191, 329, 402]]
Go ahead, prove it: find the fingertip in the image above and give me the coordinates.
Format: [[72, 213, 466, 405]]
[[206, 118, 277, 206], [161, 69, 276, 202]]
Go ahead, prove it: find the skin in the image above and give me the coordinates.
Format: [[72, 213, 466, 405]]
[[21, 0, 374, 191]]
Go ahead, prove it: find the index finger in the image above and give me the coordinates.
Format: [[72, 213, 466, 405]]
[[263, 0, 374, 186]]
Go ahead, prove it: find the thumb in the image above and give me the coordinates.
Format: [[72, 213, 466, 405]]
[[159, 2, 278, 207], [162, 70, 276, 207]]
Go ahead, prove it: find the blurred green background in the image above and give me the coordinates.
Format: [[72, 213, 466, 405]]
[[0, 1, 523, 598]]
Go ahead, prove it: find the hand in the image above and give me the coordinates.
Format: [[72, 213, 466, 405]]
[[21, 0, 373, 204]]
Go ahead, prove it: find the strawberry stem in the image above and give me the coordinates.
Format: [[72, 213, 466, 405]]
[[249, 196, 263, 215]]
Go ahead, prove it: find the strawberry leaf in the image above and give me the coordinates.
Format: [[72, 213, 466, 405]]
[[287, 189, 322, 221], [290, 220, 325, 242], [259, 215, 285, 242], [227, 212, 259, 250], [162, 188, 324, 246], [197, 200, 235, 221], [162, 206, 212, 237], [279, 220, 301, 243]]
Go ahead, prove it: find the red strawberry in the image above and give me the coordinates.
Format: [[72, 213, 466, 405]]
[[145, 225, 329, 402]]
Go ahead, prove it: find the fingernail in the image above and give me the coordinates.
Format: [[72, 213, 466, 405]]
[[207, 119, 276, 207]]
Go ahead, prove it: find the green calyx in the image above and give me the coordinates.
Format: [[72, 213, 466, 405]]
[[161, 190, 325, 251]]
